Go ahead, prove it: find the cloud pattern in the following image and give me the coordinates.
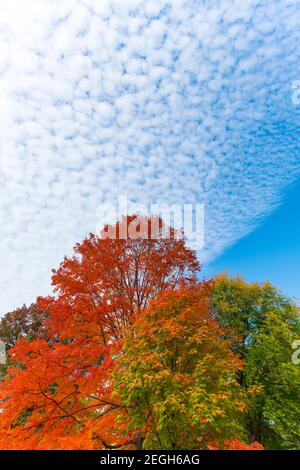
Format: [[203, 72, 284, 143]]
[[0, 0, 300, 313]]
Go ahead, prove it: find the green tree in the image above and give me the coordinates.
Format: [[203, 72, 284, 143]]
[[113, 283, 255, 450], [212, 275, 300, 449]]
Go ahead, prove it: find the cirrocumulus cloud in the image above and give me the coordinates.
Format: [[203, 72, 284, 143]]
[[0, 0, 300, 313]]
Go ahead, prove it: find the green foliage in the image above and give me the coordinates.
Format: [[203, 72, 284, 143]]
[[114, 285, 248, 450], [213, 275, 300, 449]]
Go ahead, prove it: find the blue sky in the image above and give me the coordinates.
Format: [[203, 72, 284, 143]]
[[0, 0, 300, 313], [204, 178, 300, 301]]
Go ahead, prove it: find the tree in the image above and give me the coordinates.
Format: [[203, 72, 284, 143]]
[[41, 215, 199, 343], [212, 275, 300, 449], [113, 283, 259, 450], [1, 219, 295, 450], [0, 304, 48, 349], [0, 216, 199, 449]]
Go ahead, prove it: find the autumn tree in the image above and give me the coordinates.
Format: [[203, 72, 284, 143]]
[[212, 275, 300, 449], [0, 303, 48, 349], [1, 218, 294, 450], [43, 215, 199, 342], [0, 216, 199, 449], [113, 283, 261, 450]]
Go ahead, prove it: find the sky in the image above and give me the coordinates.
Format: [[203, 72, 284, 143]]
[[203, 178, 300, 301], [0, 0, 300, 314]]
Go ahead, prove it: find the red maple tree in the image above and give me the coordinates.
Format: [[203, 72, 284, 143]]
[[0, 216, 199, 449]]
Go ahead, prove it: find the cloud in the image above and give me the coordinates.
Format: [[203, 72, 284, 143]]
[[0, 0, 300, 313]]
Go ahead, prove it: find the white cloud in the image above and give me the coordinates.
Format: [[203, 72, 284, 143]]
[[0, 0, 300, 313]]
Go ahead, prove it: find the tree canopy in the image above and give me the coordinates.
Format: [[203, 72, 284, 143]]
[[213, 275, 300, 449], [0, 217, 299, 450]]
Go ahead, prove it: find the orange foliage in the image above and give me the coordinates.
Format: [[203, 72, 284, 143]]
[[224, 439, 264, 450], [0, 216, 199, 449], [0, 216, 264, 450]]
